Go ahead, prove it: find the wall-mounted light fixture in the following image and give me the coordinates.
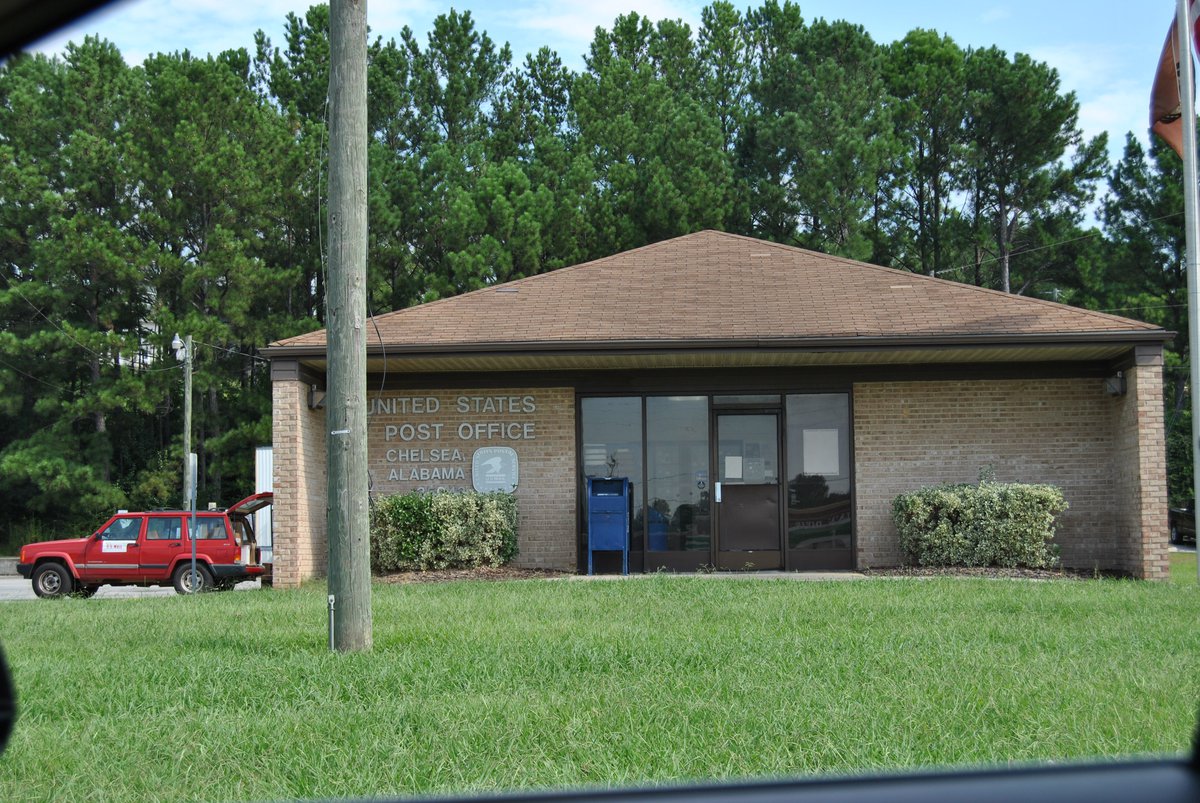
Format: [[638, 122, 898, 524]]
[[1104, 371, 1126, 397], [309, 385, 327, 410]]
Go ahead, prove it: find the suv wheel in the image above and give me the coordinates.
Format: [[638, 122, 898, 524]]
[[32, 563, 72, 598], [172, 563, 213, 595]]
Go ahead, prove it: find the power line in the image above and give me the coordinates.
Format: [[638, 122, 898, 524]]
[[193, 339, 268, 363], [2, 275, 267, 367], [1098, 303, 1187, 313], [0, 275, 105, 359], [0, 356, 68, 393], [930, 209, 1187, 277], [931, 231, 1100, 276]]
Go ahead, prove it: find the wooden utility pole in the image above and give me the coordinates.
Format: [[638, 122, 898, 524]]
[[326, 0, 372, 650]]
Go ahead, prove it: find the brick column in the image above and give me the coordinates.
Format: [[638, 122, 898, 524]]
[[1112, 351, 1168, 580], [271, 375, 328, 587]]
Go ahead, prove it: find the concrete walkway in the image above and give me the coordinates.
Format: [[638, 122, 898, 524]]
[[571, 570, 867, 581]]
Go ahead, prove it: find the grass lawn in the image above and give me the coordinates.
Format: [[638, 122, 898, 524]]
[[0, 574, 1197, 801], [1170, 550, 1198, 584]]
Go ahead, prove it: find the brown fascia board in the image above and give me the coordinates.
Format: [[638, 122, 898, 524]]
[[262, 329, 1174, 361]]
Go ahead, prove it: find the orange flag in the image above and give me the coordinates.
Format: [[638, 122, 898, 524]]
[[1151, 0, 1200, 157]]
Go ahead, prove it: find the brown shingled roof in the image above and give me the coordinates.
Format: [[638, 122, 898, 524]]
[[269, 230, 1165, 355]]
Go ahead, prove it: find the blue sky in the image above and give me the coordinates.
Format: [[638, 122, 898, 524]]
[[29, 1, 1173, 164]]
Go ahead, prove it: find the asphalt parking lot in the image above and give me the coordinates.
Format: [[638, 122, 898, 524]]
[[0, 545, 1193, 600], [0, 576, 261, 602]]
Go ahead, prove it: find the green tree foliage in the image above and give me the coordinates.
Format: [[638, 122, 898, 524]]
[[1098, 135, 1190, 503], [0, 41, 149, 534], [0, 2, 1180, 540], [252, 6, 329, 324], [573, 12, 732, 253], [880, 29, 968, 275], [375, 11, 589, 300], [134, 49, 300, 503], [743, 2, 898, 258], [962, 47, 1108, 294]]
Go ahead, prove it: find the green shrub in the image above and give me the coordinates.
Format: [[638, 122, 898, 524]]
[[370, 490, 518, 572], [370, 491, 436, 571], [892, 477, 1067, 569]]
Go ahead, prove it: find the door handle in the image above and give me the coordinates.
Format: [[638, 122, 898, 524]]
[[715, 482, 722, 503]]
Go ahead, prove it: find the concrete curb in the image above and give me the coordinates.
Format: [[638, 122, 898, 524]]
[[569, 571, 868, 581]]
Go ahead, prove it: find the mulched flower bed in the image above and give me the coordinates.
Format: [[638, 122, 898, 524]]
[[861, 565, 1127, 580], [377, 565, 1128, 583], [377, 566, 570, 584]]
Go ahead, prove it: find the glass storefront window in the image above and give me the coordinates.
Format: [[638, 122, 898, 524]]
[[581, 392, 852, 569], [646, 397, 710, 552], [712, 394, 781, 406], [785, 394, 851, 551], [581, 397, 643, 550]]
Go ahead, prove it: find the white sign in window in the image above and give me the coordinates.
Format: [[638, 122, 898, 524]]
[[803, 429, 840, 476], [724, 455, 743, 481]]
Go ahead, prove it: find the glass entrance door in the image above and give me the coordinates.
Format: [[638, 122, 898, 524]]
[[715, 413, 782, 569]]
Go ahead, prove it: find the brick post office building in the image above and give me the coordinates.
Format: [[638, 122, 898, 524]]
[[264, 230, 1171, 585]]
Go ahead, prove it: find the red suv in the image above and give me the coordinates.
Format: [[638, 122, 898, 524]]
[[16, 493, 272, 597]]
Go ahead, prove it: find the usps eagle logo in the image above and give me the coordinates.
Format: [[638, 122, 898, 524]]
[[472, 447, 519, 492]]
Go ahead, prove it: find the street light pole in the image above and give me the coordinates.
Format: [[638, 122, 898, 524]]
[[173, 333, 193, 509], [173, 333, 198, 592]]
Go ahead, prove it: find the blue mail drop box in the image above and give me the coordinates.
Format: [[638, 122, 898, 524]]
[[587, 477, 629, 575]]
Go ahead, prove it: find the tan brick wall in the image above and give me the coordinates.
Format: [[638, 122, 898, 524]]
[[271, 379, 328, 588], [853, 375, 1167, 578], [365, 387, 576, 570]]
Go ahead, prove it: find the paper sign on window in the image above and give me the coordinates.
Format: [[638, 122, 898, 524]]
[[744, 458, 766, 483], [803, 429, 840, 476], [724, 455, 743, 480]]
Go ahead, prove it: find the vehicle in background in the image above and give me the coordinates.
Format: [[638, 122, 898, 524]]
[[1169, 500, 1196, 545], [15, 493, 272, 597]]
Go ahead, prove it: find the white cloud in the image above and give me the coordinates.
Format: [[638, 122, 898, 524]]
[[500, 0, 704, 58], [30, 0, 435, 64], [1028, 43, 1148, 159], [1027, 43, 1116, 94], [367, 0, 439, 43], [981, 6, 1011, 24], [1079, 83, 1150, 152]]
